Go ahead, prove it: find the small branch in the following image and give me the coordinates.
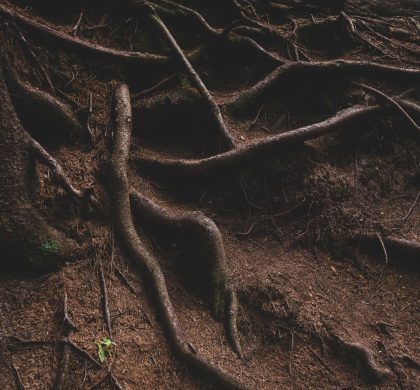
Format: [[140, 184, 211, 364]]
[[99, 259, 113, 338], [376, 234, 389, 264], [131, 74, 176, 100], [85, 92, 94, 146], [72, 9, 84, 37]]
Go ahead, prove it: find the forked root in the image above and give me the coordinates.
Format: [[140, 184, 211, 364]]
[[328, 334, 391, 383], [130, 189, 243, 357], [109, 83, 249, 389]]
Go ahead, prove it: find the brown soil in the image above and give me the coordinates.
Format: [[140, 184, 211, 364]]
[[0, 0, 419, 389]]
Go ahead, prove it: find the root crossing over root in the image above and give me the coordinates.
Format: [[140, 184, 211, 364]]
[[108, 83, 249, 390]]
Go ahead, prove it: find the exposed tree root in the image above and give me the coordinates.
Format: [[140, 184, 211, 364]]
[[133, 104, 379, 177], [10, 357, 25, 390], [231, 0, 289, 51], [0, 3, 175, 66], [0, 53, 84, 144], [354, 82, 420, 133], [129, 189, 243, 358], [150, 0, 283, 64], [54, 291, 76, 390], [0, 60, 79, 271], [90, 370, 123, 390], [328, 334, 392, 382], [226, 290, 244, 360], [226, 60, 420, 114], [360, 234, 420, 268], [109, 83, 249, 389], [147, 5, 236, 149], [30, 136, 101, 211]]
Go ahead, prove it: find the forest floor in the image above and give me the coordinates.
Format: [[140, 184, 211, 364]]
[[0, 0, 419, 389]]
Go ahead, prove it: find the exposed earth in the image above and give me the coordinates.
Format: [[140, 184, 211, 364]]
[[0, 0, 419, 389]]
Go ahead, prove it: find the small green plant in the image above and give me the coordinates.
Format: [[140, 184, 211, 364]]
[[40, 239, 60, 254], [96, 337, 114, 363]]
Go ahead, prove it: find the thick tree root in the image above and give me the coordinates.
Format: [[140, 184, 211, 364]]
[[0, 3, 171, 66], [133, 104, 379, 178], [360, 234, 420, 268], [329, 334, 392, 383], [147, 5, 236, 149], [109, 83, 249, 389], [129, 189, 243, 357], [0, 61, 79, 271], [4, 69, 84, 145], [226, 60, 420, 114]]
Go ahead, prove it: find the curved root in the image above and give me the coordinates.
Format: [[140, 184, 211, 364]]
[[109, 83, 248, 389], [329, 334, 391, 382], [129, 189, 243, 358], [0, 59, 79, 271], [226, 60, 420, 114], [1, 54, 83, 144], [133, 104, 379, 177], [0, 3, 173, 66]]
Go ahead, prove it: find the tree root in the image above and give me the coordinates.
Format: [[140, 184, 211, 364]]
[[133, 104, 379, 178], [129, 189, 243, 358], [0, 59, 80, 271], [147, 5, 236, 149], [354, 82, 420, 134], [328, 334, 392, 383], [1, 53, 84, 144], [226, 60, 420, 114], [150, 0, 283, 65], [0, 3, 175, 66], [54, 291, 76, 390], [359, 234, 420, 268], [10, 357, 25, 390], [109, 83, 249, 389]]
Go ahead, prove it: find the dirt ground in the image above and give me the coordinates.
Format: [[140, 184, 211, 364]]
[[0, 0, 419, 389]]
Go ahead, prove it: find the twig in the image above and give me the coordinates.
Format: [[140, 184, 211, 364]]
[[131, 74, 176, 100], [86, 92, 94, 146], [376, 233, 389, 264], [400, 190, 420, 222], [246, 105, 265, 131], [354, 81, 420, 134], [99, 259, 112, 338], [113, 264, 136, 295], [72, 9, 84, 36]]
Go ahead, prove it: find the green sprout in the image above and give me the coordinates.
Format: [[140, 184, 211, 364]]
[[96, 337, 114, 363], [40, 239, 60, 254]]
